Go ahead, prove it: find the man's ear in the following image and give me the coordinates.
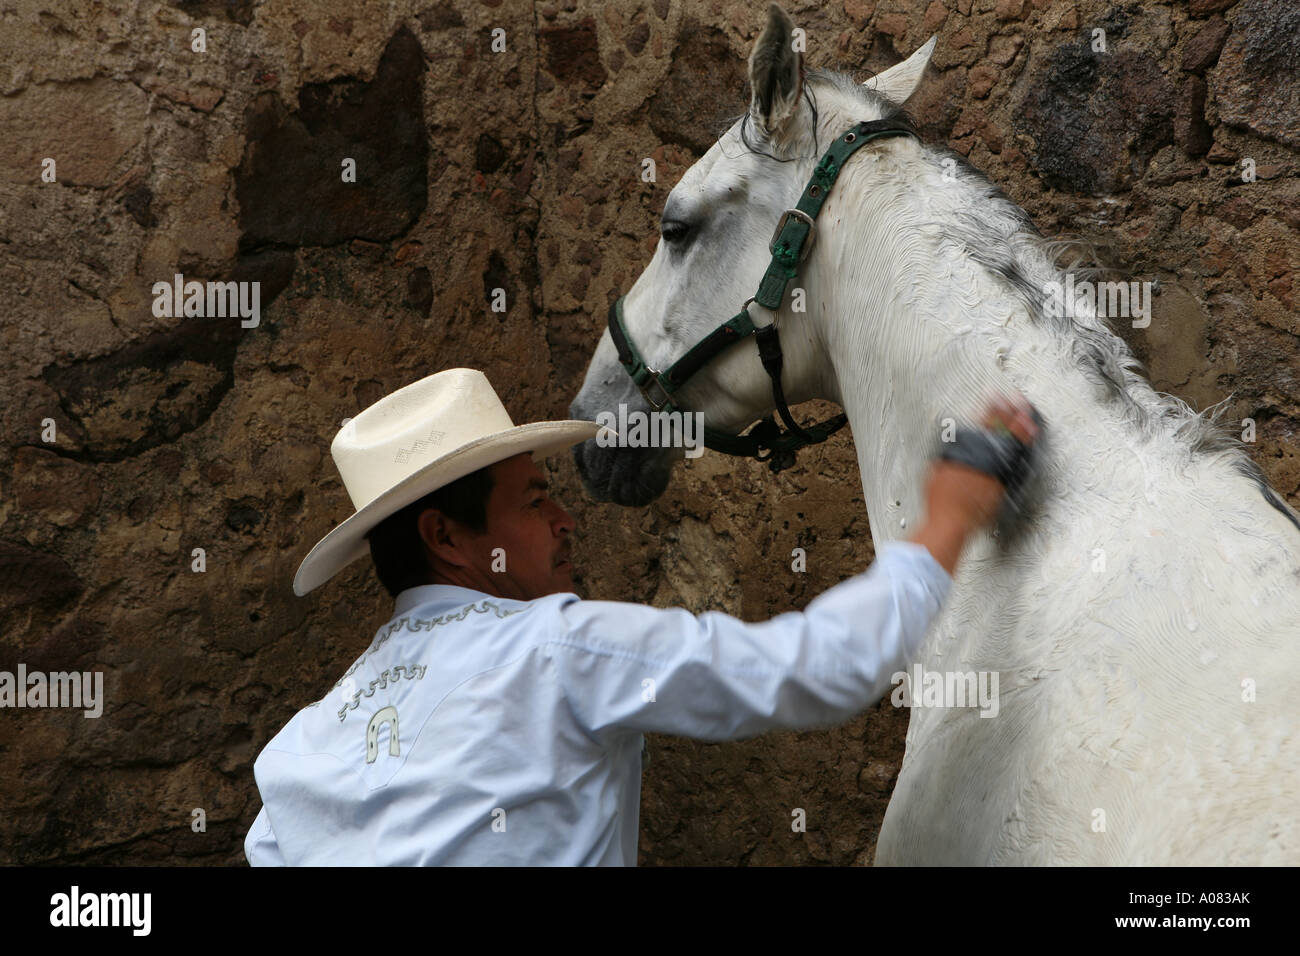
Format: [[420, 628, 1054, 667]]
[[418, 508, 472, 569]]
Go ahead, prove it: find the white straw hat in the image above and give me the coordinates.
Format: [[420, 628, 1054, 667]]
[[293, 368, 603, 596]]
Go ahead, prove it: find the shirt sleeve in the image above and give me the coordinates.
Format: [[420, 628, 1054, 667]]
[[543, 540, 952, 742], [244, 804, 287, 866]]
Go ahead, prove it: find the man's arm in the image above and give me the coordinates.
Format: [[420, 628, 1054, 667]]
[[543, 393, 1039, 743], [542, 539, 951, 742]]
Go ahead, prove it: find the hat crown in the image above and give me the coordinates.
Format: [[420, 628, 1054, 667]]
[[331, 368, 515, 509]]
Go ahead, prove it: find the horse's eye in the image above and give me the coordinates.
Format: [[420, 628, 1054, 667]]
[[660, 219, 694, 245]]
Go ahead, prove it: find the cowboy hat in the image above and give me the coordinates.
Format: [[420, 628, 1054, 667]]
[[293, 368, 604, 596]]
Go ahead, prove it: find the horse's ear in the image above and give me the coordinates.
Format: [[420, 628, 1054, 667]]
[[862, 35, 936, 105], [747, 3, 803, 141]]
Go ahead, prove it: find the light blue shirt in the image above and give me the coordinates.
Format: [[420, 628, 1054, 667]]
[[244, 540, 951, 865]]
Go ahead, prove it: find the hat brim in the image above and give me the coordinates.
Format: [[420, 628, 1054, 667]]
[[293, 419, 604, 596]]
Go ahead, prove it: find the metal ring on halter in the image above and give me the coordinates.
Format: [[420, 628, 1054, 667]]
[[741, 295, 778, 329]]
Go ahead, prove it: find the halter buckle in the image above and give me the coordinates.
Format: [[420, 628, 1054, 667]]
[[635, 369, 673, 412], [769, 208, 816, 262]]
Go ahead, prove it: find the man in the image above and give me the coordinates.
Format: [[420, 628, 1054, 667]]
[[245, 367, 1039, 865]]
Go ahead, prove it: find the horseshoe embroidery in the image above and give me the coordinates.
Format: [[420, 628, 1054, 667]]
[[366, 706, 400, 763]]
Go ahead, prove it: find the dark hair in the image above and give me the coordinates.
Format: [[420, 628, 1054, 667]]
[[366, 466, 496, 598]]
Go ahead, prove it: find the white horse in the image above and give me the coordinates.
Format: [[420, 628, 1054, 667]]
[[570, 4, 1300, 864]]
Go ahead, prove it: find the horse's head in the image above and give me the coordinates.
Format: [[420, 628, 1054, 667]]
[[570, 3, 934, 505]]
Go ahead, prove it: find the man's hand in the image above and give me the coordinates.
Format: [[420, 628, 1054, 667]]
[[908, 394, 1040, 576]]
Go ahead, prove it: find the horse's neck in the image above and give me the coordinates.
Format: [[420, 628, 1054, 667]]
[[790, 140, 1295, 583], [814, 220, 1159, 549]]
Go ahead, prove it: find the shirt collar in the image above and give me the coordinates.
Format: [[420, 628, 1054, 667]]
[[392, 583, 496, 617]]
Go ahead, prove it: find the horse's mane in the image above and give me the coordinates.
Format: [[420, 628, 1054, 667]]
[[715, 67, 1298, 531]]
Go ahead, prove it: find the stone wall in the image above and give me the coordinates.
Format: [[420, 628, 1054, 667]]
[[1, 0, 1296, 864]]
